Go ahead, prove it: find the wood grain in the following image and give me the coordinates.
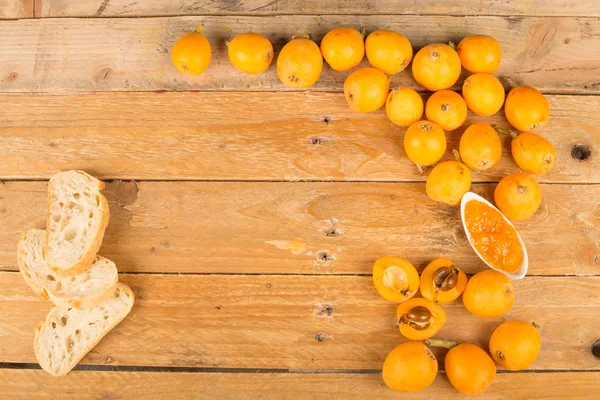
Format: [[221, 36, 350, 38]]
[[0, 93, 597, 182], [2, 181, 598, 275], [0, 0, 29, 19], [0, 16, 599, 93], [38, 0, 600, 17], [2, 370, 600, 400], [1, 272, 599, 370]]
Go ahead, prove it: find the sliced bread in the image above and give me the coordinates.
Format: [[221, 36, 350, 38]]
[[46, 170, 110, 275], [18, 229, 118, 309], [34, 283, 135, 377]]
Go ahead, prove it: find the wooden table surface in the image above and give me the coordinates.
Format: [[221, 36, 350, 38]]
[[1, 1, 599, 399]]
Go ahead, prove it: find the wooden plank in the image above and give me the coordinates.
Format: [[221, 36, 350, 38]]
[[1, 181, 597, 275], [38, 0, 600, 17], [0, 0, 29, 19], [0, 16, 599, 94], [2, 370, 599, 400], [0, 93, 597, 182], [1, 273, 599, 370]]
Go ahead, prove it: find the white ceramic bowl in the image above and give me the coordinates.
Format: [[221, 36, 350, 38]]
[[460, 192, 528, 280]]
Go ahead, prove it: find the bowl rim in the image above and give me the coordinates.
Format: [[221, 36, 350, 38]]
[[460, 191, 528, 280]]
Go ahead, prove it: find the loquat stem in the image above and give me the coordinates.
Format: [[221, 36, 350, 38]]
[[448, 41, 456, 50], [452, 149, 463, 164], [425, 338, 458, 349], [415, 163, 425, 174], [195, 25, 205, 33], [532, 322, 541, 330], [493, 124, 518, 139], [359, 27, 367, 39], [292, 34, 311, 40]]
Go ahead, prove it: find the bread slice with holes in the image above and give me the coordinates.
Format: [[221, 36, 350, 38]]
[[46, 170, 110, 275], [18, 229, 118, 309], [34, 283, 134, 377]]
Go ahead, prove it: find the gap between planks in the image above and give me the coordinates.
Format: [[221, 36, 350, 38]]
[[1, 362, 599, 374]]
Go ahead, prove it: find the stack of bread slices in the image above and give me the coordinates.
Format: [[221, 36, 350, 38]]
[[17, 170, 134, 376]]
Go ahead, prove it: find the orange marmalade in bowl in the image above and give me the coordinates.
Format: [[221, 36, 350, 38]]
[[464, 200, 523, 273]]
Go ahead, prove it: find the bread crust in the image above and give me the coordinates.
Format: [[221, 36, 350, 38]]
[[34, 283, 135, 377], [18, 229, 118, 309], [45, 170, 110, 276]]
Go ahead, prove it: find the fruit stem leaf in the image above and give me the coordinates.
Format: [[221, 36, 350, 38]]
[[425, 338, 457, 349], [493, 124, 518, 139], [448, 41, 456, 50], [195, 25, 205, 33], [532, 321, 541, 330]]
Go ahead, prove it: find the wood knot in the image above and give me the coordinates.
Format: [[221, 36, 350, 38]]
[[571, 144, 592, 161], [314, 333, 327, 342], [105, 180, 139, 206], [7, 72, 18, 82], [591, 340, 600, 360]]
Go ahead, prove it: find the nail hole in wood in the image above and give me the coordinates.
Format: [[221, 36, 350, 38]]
[[316, 251, 333, 262], [571, 144, 591, 161]]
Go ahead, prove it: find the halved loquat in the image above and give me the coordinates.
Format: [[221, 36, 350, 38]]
[[396, 298, 447, 340], [382, 341, 438, 392], [420, 258, 467, 304], [372, 256, 419, 302]]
